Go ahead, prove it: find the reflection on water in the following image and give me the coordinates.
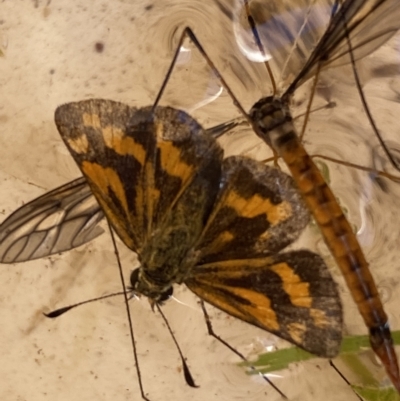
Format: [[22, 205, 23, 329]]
[[233, 0, 334, 85]]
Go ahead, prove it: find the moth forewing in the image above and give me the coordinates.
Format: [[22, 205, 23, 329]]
[[0, 117, 238, 264]]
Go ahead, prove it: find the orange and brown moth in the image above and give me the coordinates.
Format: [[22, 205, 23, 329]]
[[0, 98, 343, 398], [52, 99, 342, 358]]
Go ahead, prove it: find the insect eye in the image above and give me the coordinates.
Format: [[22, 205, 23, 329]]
[[158, 287, 173, 303], [130, 268, 140, 287]]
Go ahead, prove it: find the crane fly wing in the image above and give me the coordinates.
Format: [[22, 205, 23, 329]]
[[186, 157, 342, 357], [287, 0, 400, 91], [55, 99, 223, 254], [0, 177, 104, 263]]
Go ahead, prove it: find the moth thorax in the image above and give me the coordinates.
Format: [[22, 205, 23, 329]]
[[249, 96, 292, 148]]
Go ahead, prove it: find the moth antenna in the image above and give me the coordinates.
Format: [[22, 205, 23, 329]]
[[155, 304, 199, 388], [107, 219, 151, 401], [44, 291, 128, 318], [199, 301, 287, 399]]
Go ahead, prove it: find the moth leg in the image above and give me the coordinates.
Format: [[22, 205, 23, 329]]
[[199, 300, 287, 399]]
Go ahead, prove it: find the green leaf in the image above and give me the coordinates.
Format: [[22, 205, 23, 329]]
[[352, 385, 400, 401]]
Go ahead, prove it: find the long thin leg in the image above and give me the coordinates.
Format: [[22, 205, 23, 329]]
[[107, 220, 150, 401], [243, 0, 276, 94], [152, 27, 251, 127], [329, 361, 364, 401], [299, 63, 321, 141], [155, 304, 198, 388], [311, 154, 400, 182], [200, 301, 287, 399]]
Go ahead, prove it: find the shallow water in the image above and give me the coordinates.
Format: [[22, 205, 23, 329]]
[[0, 1, 400, 401]]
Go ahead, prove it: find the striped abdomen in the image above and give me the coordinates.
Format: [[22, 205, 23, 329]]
[[250, 96, 400, 390]]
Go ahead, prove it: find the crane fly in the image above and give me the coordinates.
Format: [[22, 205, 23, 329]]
[[246, 0, 400, 391], [147, 0, 400, 392]]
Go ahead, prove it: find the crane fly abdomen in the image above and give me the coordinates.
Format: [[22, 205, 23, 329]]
[[277, 131, 384, 320], [251, 96, 400, 388]]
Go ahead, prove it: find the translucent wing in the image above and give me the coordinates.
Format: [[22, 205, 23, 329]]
[[186, 157, 342, 357], [286, 0, 400, 92], [234, 0, 335, 84], [0, 177, 104, 263], [55, 99, 223, 253]]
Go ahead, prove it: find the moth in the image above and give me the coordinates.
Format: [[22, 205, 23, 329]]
[[0, 98, 342, 398]]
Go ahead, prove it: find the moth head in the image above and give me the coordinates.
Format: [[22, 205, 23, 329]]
[[130, 268, 173, 304]]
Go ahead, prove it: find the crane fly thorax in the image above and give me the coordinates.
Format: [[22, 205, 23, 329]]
[[249, 96, 293, 149]]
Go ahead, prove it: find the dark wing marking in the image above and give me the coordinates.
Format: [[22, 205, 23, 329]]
[[186, 156, 341, 356], [196, 156, 310, 264], [0, 177, 103, 263], [186, 251, 342, 358], [55, 99, 223, 253], [286, 0, 400, 92]]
